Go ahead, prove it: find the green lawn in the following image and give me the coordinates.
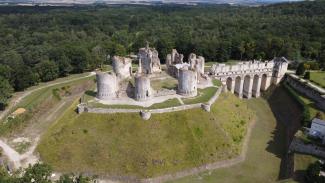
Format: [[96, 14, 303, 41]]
[[182, 87, 218, 104], [168, 97, 286, 183], [151, 78, 178, 90], [87, 98, 181, 109], [38, 93, 254, 178], [292, 154, 317, 182], [310, 71, 325, 88]]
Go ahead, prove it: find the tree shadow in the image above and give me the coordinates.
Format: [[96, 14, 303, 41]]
[[264, 85, 303, 180]]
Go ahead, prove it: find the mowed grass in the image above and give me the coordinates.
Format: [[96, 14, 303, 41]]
[[310, 71, 325, 87], [292, 154, 318, 182], [37, 93, 254, 178], [168, 97, 285, 183], [183, 87, 218, 104], [87, 98, 181, 109]]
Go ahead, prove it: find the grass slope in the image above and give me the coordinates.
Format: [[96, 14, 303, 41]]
[[310, 71, 325, 88], [169, 97, 286, 183], [37, 93, 254, 178]]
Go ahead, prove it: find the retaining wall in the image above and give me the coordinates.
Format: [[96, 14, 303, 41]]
[[77, 87, 223, 119], [286, 74, 325, 111]]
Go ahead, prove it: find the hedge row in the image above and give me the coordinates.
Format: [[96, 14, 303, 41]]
[[283, 83, 311, 127]]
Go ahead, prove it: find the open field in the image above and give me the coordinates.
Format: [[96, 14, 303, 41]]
[[309, 71, 325, 88], [37, 93, 254, 178]]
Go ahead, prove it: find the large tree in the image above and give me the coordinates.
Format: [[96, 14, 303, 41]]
[[0, 77, 13, 110]]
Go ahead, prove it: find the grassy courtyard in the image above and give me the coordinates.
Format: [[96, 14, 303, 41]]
[[38, 93, 254, 178], [309, 71, 325, 88]]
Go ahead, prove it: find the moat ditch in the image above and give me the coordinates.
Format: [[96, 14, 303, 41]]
[[265, 84, 303, 180]]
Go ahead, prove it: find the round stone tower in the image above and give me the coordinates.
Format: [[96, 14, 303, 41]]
[[177, 69, 197, 97], [112, 56, 132, 79], [96, 72, 118, 100], [134, 75, 152, 101]]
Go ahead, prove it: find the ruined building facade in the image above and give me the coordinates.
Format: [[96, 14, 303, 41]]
[[209, 57, 288, 99], [112, 56, 132, 79], [138, 44, 161, 75]]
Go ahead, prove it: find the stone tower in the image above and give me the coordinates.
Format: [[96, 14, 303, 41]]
[[96, 72, 118, 100], [272, 57, 289, 84], [134, 75, 152, 101], [177, 69, 197, 97]]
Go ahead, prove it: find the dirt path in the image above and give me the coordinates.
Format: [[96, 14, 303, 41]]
[[0, 72, 95, 122], [0, 72, 96, 170]]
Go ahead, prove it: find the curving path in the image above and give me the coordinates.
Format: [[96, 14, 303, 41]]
[[0, 72, 96, 169], [0, 72, 96, 122]]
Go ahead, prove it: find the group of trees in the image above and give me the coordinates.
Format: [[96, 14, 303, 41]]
[[305, 161, 325, 183], [1, 1, 325, 108], [0, 163, 92, 183]]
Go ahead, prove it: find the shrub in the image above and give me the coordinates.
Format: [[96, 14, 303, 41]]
[[304, 71, 311, 79], [296, 62, 306, 76]]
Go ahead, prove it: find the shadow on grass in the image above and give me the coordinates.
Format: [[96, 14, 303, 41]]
[[85, 90, 96, 97], [292, 169, 307, 183], [265, 85, 303, 180]]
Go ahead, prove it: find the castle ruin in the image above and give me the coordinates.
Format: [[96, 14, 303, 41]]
[[138, 44, 161, 74]]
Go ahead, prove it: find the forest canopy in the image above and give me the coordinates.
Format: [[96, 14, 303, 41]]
[[0, 1, 325, 98]]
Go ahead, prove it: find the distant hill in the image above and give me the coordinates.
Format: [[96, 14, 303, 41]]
[[0, 0, 304, 6]]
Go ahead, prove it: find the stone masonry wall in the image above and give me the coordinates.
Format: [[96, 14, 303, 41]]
[[286, 74, 325, 111]]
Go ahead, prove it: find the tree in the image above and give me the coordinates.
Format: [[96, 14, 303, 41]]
[[56, 56, 73, 77], [296, 62, 306, 75], [0, 77, 13, 110], [66, 46, 91, 73], [304, 71, 310, 79], [35, 60, 59, 82], [305, 161, 325, 183], [13, 65, 38, 91], [20, 163, 52, 183], [56, 174, 92, 183]]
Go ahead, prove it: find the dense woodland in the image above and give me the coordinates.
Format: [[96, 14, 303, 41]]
[[1, 1, 325, 108]]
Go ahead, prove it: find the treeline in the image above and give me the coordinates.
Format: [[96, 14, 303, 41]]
[[0, 163, 93, 183], [1, 1, 325, 108]]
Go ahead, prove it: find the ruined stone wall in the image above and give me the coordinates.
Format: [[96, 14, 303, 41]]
[[177, 69, 198, 97], [96, 72, 118, 100], [77, 87, 223, 119], [286, 74, 325, 110], [189, 53, 205, 75], [210, 61, 274, 77], [112, 56, 132, 79], [272, 57, 289, 84], [138, 45, 161, 74]]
